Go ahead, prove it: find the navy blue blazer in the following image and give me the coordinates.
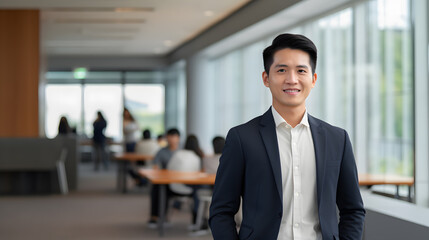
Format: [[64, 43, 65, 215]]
[[209, 108, 365, 240]]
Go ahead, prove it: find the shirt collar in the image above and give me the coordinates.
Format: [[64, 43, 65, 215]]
[[271, 106, 309, 128]]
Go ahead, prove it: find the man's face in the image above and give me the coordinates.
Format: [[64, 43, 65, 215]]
[[263, 48, 317, 111], [166, 134, 180, 148]]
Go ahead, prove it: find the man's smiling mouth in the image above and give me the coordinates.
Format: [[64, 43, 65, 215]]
[[283, 89, 300, 93]]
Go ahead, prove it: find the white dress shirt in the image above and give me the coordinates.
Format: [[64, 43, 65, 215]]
[[272, 106, 322, 240]]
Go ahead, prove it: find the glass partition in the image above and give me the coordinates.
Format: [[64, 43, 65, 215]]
[[45, 84, 82, 138], [124, 84, 165, 136], [206, 0, 414, 200], [83, 84, 123, 139], [45, 72, 167, 141]]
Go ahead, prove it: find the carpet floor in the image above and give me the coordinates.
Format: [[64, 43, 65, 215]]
[[0, 162, 213, 240]]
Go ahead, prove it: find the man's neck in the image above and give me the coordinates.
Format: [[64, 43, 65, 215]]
[[273, 104, 306, 128], [168, 145, 178, 151]]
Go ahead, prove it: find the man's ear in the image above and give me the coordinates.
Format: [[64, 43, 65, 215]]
[[262, 71, 269, 87], [311, 73, 317, 88]]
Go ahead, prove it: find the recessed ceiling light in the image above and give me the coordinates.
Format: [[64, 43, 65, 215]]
[[48, 7, 154, 12], [163, 40, 173, 47], [55, 18, 145, 24], [115, 8, 155, 13], [204, 10, 214, 17]]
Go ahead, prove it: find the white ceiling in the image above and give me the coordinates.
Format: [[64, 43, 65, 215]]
[[0, 0, 250, 56], [202, 0, 355, 58]]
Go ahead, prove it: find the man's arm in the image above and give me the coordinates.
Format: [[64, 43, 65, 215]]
[[337, 130, 366, 240], [209, 128, 244, 240], [152, 148, 164, 169]]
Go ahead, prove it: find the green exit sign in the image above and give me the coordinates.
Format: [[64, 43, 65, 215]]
[[73, 67, 88, 79]]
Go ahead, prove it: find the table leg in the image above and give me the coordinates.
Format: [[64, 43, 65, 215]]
[[158, 184, 166, 237], [395, 185, 400, 199], [117, 161, 128, 193], [408, 186, 412, 202], [122, 161, 128, 193], [116, 162, 122, 191]]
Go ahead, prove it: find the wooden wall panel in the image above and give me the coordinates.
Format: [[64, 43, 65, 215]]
[[0, 10, 40, 137]]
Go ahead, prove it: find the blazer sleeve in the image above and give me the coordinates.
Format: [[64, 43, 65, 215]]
[[209, 128, 244, 240], [337, 130, 366, 240]]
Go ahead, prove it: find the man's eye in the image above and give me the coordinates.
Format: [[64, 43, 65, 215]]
[[298, 69, 306, 73], [277, 69, 285, 73]]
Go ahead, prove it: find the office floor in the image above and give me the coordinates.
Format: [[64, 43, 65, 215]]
[[0, 162, 213, 240]]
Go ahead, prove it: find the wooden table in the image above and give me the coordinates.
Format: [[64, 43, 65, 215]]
[[139, 169, 215, 237], [114, 153, 153, 193], [358, 173, 414, 201]]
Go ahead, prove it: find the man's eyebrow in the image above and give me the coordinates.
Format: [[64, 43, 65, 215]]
[[297, 65, 309, 69], [274, 64, 309, 69], [274, 64, 288, 68]]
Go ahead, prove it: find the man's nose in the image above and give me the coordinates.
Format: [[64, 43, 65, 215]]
[[284, 71, 298, 84]]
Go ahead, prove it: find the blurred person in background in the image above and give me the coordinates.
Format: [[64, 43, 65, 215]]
[[123, 108, 139, 152], [157, 134, 167, 148], [135, 129, 160, 156], [167, 134, 204, 227], [128, 129, 159, 187], [93, 111, 108, 171], [152, 128, 180, 169], [58, 116, 71, 136], [203, 136, 225, 174], [148, 128, 181, 227], [192, 136, 226, 235]]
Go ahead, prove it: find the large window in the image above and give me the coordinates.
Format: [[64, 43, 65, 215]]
[[209, 41, 271, 137], [299, 8, 355, 138], [206, 0, 414, 199], [45, 84, 82, 138], [365, 0, 413, 178], [124, 84, 165, 135], [83, 84, 123, 139], [45, 72, 166, 140]]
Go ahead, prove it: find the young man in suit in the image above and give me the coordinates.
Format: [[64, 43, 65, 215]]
[[209, 33, 365, 240]]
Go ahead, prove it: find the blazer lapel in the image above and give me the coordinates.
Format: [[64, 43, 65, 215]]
[[259, 108, 283, 202], [308, 114, 326, 208]]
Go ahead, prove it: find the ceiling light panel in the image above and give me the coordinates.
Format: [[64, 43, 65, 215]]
[[47, 7, 154, 12], [55, 18, 145, 24], [35, 0, 251, 56]]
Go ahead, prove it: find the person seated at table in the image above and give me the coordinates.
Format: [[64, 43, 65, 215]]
[[167, 134, 204, 226], [148, 128, 181, 227], [136, 129, 160, 156], [157, 134, 168, 148], [202, 136, 225, 174], [191, 136, 225, 235], [128, 129, 160, 187]]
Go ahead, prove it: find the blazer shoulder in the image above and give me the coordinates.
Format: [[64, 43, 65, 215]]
[[309, 115, 347, 137], [230, 115, 263, 133]]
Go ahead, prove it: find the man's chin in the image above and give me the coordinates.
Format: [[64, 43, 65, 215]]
[[279, 101, 303, 108]]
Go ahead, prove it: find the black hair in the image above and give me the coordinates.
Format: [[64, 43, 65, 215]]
[[212, 136, 225, 154], [166, 128, 180, 136], [142, 129, 151, 139], [184, 134, 204, 159], [58, 116, 71, 135], [123, 107, 135, 121], [263, 33, 317, 75], [97, 111, 106, 122]]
